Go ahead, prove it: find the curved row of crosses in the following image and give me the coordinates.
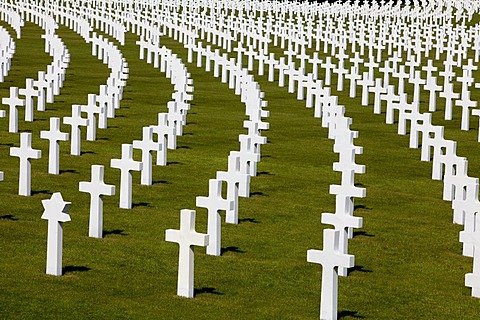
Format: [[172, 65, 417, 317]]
[[2, 0, 480, 318], [110, 0, 480, 317], [0, 25, 15, 82], [2, 0, 272, 303]]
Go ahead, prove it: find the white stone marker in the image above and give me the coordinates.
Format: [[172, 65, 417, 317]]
[[216, 153, 250, 224], [81, 94, 104, 141], [40, 117, 69, 174], [307, 229, 354, 320], [79, 165, 116, 238], [460, 212, 480, 297], [10, 132, 42, 196], [165, 209, 209, 298], [2, 87, 24, 133], [33, 71, 49, 111], [41, 192, 71, 276], [19, 79, 39, 122], [63, 105, 89, 156], [196, 179, 233, 256], [110, 144, 143, 209], [133, 126, 161, 186]]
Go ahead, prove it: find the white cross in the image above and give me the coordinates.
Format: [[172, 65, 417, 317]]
[[379, 60, 394, 87], [471, 108, 480, 142], [439, 81, 459, 120], [264, 53, 277, 82], [237, 135, 260, 177], [320, 56, 336, 86], [110, 144, 143, 209], [422, 59, 437, 80], [10, 132, 42, 196], [368, 78, 386, 114], [167, 101, 186, 136], [357, 72, 373, 106], [216, 153, 250, 224], [81, 94, 104, 141], [151, 112, 176, 162], [455, 91, 477, 131], [453, 178, 480, 256], [308, 52, 323, 79], [2, 87, 24, 133], [275, 57, 289, 87], [63, 105, 89, 156], [133, 126, 161, 186], [345, 66, 361, 98], [457, 69, 474, 99], [431, 140, 459, 180], [392, 65, 409, 95], [41, 192, 71, 276], [33, 71, 49, 111], [424, 76, 442, 112], [333, 59, 348, 92], [420, 123, 444, 162], [409, 70, 426, 103], [165, 209, 209, 298], [196, 179, 233, 256], [40, 117, 69, 174], [307, 229, 354, 320], [19, 78, 40, 122], [364, 56, 379, 80], [460, 212, 480, 297], [79, 165, 116, 238]]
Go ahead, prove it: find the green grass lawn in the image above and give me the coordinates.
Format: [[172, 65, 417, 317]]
[[0, 12, 479, 320]]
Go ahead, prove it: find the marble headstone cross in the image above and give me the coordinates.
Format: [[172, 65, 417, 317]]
[[165, 209, 209, 298], [40, 117, 69, 174], [19, 78, 40, 122], [63, 105, 89, 156], [10, 132, 42, 196], [110, 144, 143, 209], [133, 126, 161, 186], [307, 229, 354, 320], [79, 165, 116, 238], [196, 179, 234, 256], [2, 87, 24, 133]]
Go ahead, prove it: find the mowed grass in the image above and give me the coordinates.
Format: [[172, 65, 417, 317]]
[[0, 17, 479, 320]]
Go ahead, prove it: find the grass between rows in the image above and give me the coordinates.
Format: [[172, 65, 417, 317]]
[[0, 19, 478, 319]]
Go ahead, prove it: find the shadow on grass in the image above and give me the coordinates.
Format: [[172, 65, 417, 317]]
[[177, 145, 191, 150], [257, 171, 273, 176], [338, 310, 365, 319], [132, 202, 151, 208], [347, 265, 373, 276], [0, 215, 18, 221], [250, 191, 267, 197], [31, 190, 53, 196], [60, 169, 78, 174], [354, 204, 371, 212], [81, 150, 95, 155], [103, 229, 128, 237], [238, 218, 259, 224], [353, 230, 374, 237], [167, 161, 182, 165], [194, 287, 223, 296], [153, 180, 170, 185], [221, 246, 245, 255], [63, 265, 91, 274]]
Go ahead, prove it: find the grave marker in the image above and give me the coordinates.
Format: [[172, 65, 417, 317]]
[[165, 209, 209, 298]]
